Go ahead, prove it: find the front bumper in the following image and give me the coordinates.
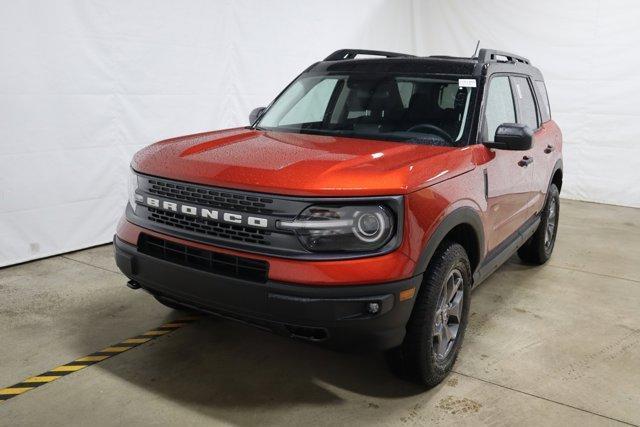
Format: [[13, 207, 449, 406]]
[[114, 236, 421, 350]]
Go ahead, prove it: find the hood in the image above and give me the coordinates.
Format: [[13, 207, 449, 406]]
[[132, 128, 475, 196]]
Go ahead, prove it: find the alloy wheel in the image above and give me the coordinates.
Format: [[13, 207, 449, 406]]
[[433, 268, 464, 360], [544, 197, 557, 249]]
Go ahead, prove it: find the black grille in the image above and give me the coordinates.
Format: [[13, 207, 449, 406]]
[[147, 207, 271, 246], [130, 174, 405, 258], [139, 234, 269, 283], [147, 178, 274, 214]]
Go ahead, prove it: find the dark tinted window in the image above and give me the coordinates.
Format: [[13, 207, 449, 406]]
[[535, 80, 551, 122], [484, 76, 515, 141], [512, 76, 538, 129], [257, 74, 476, 146]]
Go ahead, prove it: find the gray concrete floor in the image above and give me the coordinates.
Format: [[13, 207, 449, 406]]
[[1, 199, 639, 426]]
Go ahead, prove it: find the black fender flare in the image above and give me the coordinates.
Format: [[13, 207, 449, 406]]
[[549, 158, 563, 193], [538, 159, 563, 211], [413, 206, 485, 276]]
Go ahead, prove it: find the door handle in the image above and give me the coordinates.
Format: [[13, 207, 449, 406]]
[[518, 156, 533, 167], [544, 144, 554, 154]]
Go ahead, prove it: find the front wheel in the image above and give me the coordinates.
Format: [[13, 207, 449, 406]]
[[387, 241, 471, 387], [518, 183, 560, 264]]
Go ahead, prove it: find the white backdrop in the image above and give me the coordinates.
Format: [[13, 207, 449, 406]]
[[412, 0, 640, 209], [2, 0, 639, 267], [0, 0, 415, 266]]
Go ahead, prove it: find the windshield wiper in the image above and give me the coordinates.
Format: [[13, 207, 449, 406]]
[[291, 128, 351, 137]]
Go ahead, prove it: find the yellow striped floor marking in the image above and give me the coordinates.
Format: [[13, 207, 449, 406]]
[[161, 323, 188, 328], [51, 365, 87, 373], [0, 387, 33, 395], [0, 315, 201, 403], [23, 376, 60, 383], [76, 355, 110, 362], [121, 338, 151, 344], [142, 330, 169, 336], [100, 346, 132, 353]]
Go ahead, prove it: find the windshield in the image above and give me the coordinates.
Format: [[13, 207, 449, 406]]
[[256, 73, 476, 146]]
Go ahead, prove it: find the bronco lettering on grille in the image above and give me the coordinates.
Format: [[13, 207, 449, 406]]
[[143, 196, 269, 228]]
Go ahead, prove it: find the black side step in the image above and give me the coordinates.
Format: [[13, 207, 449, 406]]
[[472, 215, 541, 288]]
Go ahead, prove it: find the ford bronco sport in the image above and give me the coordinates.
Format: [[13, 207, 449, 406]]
[[115, 48, 563, 387]]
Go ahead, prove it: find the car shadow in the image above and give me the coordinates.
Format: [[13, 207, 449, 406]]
[[64, 255, 533, 424], [68, 291, 428, 423]]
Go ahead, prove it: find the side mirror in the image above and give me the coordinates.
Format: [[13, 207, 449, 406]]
[[484, 123, 533, 151], [249, 107, 266, 125]]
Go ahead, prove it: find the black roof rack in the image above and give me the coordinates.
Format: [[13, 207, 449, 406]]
[[324, 49, 415, 61], [478, 48, 530, 65], [429, 55, 476, 61]]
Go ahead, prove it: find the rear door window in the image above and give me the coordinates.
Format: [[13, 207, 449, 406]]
[[512, 76, 539, 130]]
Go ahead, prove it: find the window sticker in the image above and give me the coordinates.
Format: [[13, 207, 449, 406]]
[[458, 78, 476, 88]]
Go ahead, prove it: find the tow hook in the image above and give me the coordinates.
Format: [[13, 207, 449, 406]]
[[126, 280, 141, 290]]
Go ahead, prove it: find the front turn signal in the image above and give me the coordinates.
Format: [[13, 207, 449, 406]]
[[399, 287, 416, 302]]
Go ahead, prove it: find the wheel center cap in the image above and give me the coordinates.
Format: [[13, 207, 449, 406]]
[[442, 309, 449, 323]]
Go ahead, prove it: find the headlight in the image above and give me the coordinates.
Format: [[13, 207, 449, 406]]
[[128, 169, 140, 212], [279, 205, 395, 252]]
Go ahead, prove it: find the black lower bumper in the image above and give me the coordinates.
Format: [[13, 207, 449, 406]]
[[114, 236, 421, 350]]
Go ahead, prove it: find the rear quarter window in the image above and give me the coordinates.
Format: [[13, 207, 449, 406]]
[[535, 80, 551, 122]]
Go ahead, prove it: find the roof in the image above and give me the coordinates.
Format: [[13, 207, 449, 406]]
[[307, 48, 543, 80]]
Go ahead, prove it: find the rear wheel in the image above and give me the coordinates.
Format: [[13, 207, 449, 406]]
[[518, 183, 560, 264], [387, 241, 471, 387]]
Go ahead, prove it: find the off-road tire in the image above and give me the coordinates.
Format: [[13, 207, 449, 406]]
[[518, 184, 560, 265], [387, 241, 472, 387]]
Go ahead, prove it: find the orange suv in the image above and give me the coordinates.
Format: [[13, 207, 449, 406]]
[[115, 48, 563, 387]]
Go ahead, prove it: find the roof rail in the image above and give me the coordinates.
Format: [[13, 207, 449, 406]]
[[324, 49, 415, 61], [478, 48, 530, 65]]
